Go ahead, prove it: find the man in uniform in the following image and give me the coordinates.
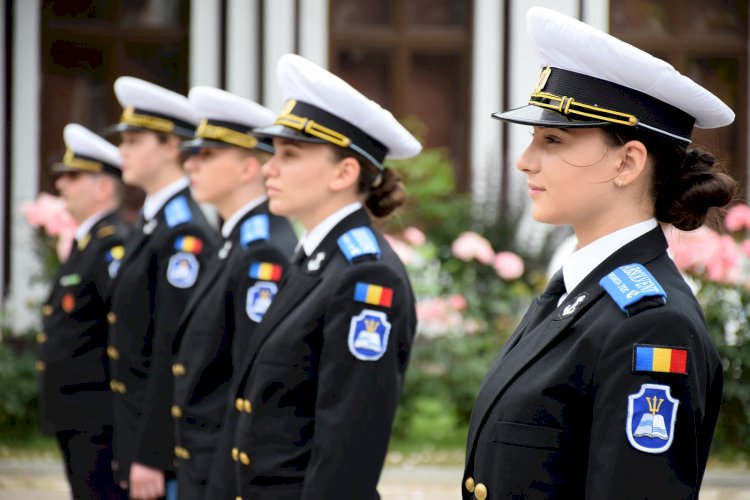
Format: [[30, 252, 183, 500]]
[[105, 77, 218, 500], [38, 123, 128, 499], [172, 86, 297, 500]]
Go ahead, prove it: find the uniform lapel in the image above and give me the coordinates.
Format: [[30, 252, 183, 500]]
[[465, 226, 670, 461]]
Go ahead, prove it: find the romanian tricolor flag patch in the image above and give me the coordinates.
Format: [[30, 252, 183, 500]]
[[633, 345, 688, 375], [174, 236, 204, 254], [353, 282, 393, 308], [248, 262, 283, 281]]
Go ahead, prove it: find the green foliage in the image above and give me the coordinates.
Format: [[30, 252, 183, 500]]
[[697, 282, 750, 460], [0, 335, 40, 439]]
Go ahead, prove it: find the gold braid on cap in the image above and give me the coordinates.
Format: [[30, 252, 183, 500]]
[[120, 106, 175, 133], [196, 119, 258, 149], [63, 149, 103, 173], [275, 100, 353, 148]]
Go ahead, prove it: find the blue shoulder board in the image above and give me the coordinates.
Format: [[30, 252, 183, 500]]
[[240, 214, 270, 247], [337, 227, 381, 262], [164, 196, 192, 227], [599, 263, 666, 316]]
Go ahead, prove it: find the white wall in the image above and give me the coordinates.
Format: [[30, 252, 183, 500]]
[[226, 0, 261, 100], [299, 0, 328, 68], [189, 0, 221, 87], [262, 0, 295, 111], [470, 0, 503, 218], [7, 1, 43, 332], [0, 0, 6, 302]]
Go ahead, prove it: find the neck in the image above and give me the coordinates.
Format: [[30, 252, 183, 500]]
[[215, 183, 266, 221], [143, 165, 185, 195], [74, 204, 115, 225], [298, 194, 359, 232]]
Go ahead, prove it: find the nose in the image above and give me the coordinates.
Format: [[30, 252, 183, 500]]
[[183, 156, 198, 173], [261, 155, 278, 178], [515, 144, 539, 174]]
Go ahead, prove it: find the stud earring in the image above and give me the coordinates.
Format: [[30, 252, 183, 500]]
[[616, 179, 624, 188]]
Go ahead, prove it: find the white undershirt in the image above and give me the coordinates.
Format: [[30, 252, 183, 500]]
[[221, 195, 268, 238], [142, 177, 190, 221], [296, 202, 362, 257], [559, 218, 658, 301]]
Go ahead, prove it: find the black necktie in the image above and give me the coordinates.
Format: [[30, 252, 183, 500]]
[[525, 269, 566, 332], [291, 248, 306, 267]]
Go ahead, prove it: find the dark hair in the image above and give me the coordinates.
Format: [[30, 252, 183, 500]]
[[602, 127, 737, 231], [328, 146, 406, 218]]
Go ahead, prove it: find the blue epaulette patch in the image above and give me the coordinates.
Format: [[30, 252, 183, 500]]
[[164, 196, 192, 227], [240, 214, 270, 247], [599, 263, 666, 316], [337, 227, 381, 262]]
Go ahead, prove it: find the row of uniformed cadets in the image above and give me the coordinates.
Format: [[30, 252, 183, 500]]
[[37, 5, 737, 499], [37, 51, 422, 499]]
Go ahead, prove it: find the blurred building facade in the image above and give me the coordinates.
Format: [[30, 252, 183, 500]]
[[1, 0, 746, 329]]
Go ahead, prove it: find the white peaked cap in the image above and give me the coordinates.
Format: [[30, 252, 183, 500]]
[[111, 76, 197, 137], [257, 54, 422, 168], [494, 6, 734, 143], [188, 86, 276, 128], [183, 86, 277, 152], [54, 123, 122, 176]]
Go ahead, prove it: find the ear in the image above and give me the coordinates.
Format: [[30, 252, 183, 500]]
[[616, 139, 649, 187], [328, 156, 361, 192], [164, 135, 183, 161], [239, 154, 262, 183]]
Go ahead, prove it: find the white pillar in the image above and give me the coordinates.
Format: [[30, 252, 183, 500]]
[[189, 0, 221, 87], [226, 0, 261, 100], [0, 0, 6, 301], [299, 0, 328, 68], [262, 0, 295, 110], [8, 0, 42, 332], [470, 0, 503, 216]]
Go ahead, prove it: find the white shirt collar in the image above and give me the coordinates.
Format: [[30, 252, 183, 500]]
[[143, 177, 190, 221], [298, 202, 362, 257], [561, 218, 658, 296], [221, 195, 268, 238], [74, 209, 111, 242]]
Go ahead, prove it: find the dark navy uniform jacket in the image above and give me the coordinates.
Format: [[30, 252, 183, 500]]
[[107, 187, 217, 483], [38, 211, 128, 433], [171, 200, 296, 500], [463, 227, 722, 499], [231, 208, 416, 500]]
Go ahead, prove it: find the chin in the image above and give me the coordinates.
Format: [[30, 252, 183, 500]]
[[267, 199, 290, 217]]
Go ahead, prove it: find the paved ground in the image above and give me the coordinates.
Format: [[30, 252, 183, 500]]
[[0, 459, 749, 499]]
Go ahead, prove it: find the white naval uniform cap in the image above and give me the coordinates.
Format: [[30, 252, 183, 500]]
[[494, 6, 735, 144], [255, 53, 422, 169], [182, 86, 277, 154], [53, 123, 123, 178], [109, 76, 197, 138]]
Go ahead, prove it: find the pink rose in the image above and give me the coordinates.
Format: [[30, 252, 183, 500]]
[[742, 240, 750, 258], [725, 204, 750, 232], [451, 231, 495, 264], [447, 293, 467, 311], [384, 234, 415, 265], [493, 251, 525, 280], [403, 226, 426, 246]]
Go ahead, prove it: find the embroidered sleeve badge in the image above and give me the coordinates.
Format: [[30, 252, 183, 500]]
[[626, 383, 679, 454], [348, 309, 391, 361], [632, 344, 688, 375], [167, 252, 200, 288], [246, 281, 278, 322], [353, 282, 393, 307]]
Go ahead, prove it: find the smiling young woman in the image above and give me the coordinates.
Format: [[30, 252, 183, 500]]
[[463, 7, 736, 500]]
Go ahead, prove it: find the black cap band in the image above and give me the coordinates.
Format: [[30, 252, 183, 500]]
[[52, 150, 122, 178], [274, 100, 388, 167], [528, 67, 696, 143], [114, 106, 196, 138]]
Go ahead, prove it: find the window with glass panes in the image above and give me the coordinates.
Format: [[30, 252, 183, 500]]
[[40, 0, 191, 221], [610, 0, 748, 191], [329, 0, 473, 190]]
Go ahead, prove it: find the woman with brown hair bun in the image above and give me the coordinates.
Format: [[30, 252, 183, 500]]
[[229, 53, 421, 500], [463, 7, 736, 500]]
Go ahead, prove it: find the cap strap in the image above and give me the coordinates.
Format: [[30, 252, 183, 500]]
[[530, 91, 639, 127], [275, 100, 352, 148], [196, 119, 259, 149]]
